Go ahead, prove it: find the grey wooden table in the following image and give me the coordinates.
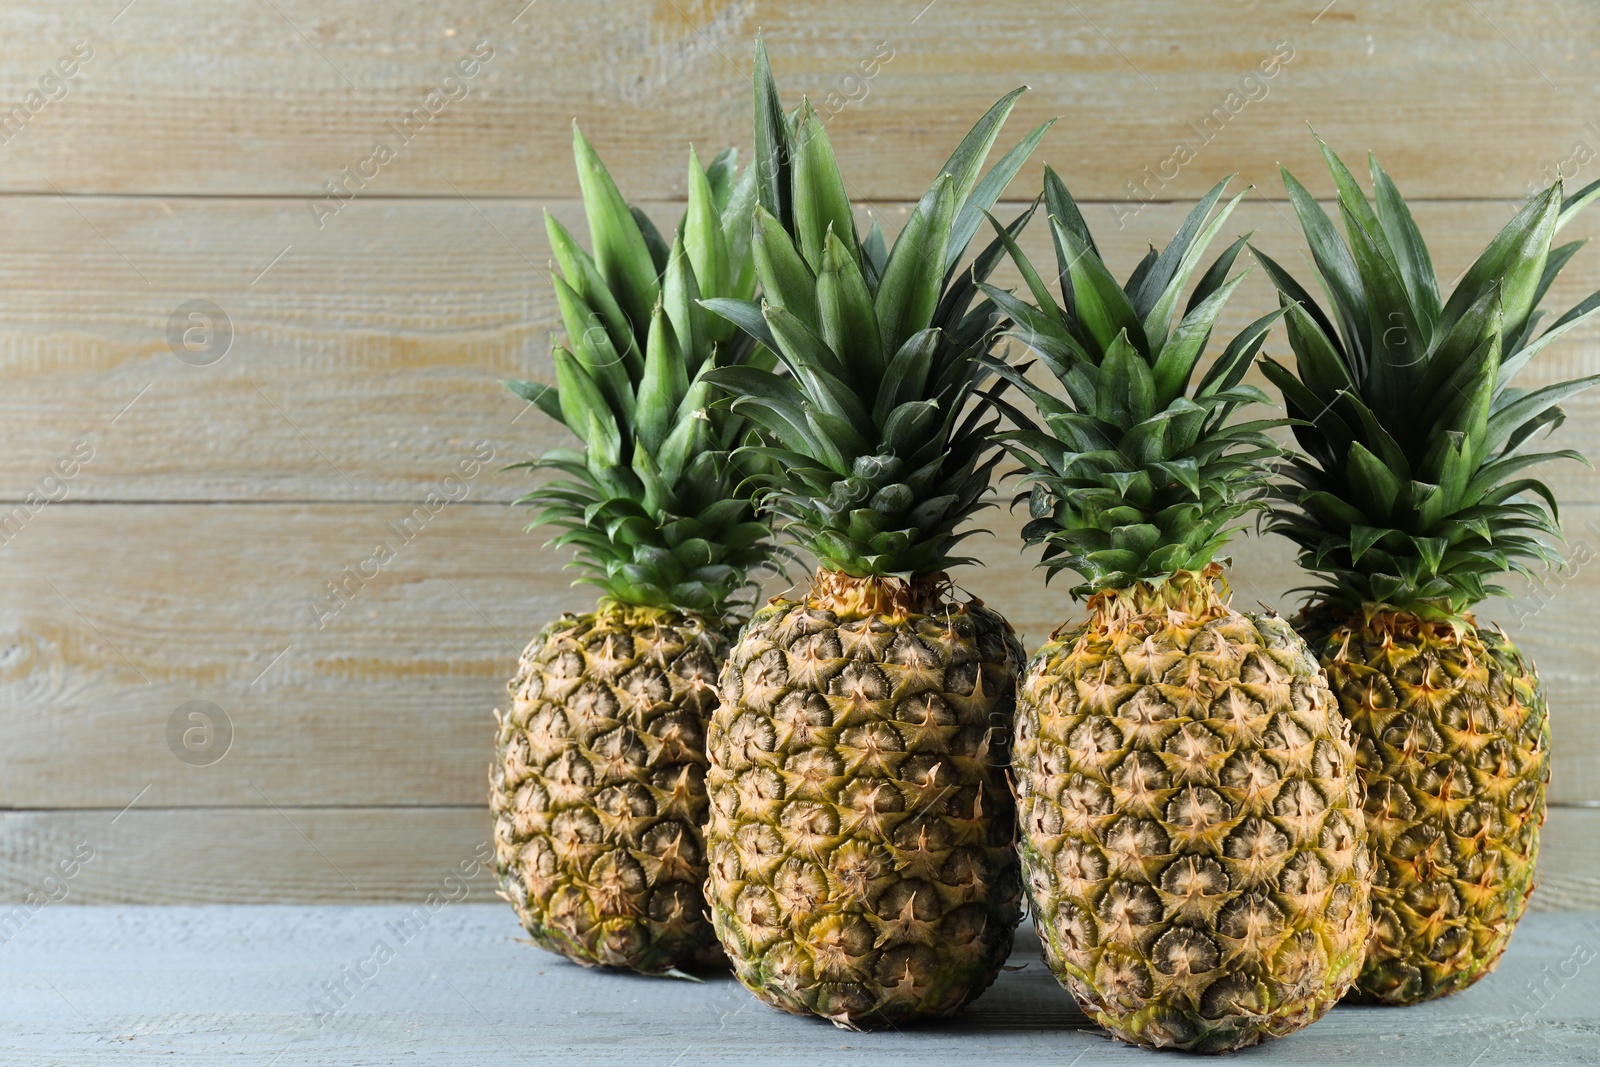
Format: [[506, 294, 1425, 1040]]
[[2, 906, 1597, 1065]]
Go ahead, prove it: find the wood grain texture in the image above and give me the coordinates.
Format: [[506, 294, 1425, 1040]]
[[0, 196, 1596, 503], [2, 908, 1598, 1065], [0, 502, 1598, 810], [1540, 805, 1600, 912], [0, 1, 1595, 199], [4, 0, 1600, 908], [0, 807, 499, 905]]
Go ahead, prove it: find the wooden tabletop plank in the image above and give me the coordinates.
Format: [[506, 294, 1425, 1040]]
[[0, 1, 1594, 199], [1, 905, 1596, 1063]]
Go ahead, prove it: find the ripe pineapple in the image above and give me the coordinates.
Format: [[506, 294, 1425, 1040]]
[[989, 173, 1371, 1051], [696, 40, 1050, 1028], [490, 126, 775, 974], [1257, 143, 1600, 1003]]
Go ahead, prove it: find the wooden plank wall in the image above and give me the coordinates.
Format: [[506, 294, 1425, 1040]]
[[1, 0, 1598, 903]]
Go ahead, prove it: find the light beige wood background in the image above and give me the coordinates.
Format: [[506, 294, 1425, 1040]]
[[1, 0, 1598, 905]]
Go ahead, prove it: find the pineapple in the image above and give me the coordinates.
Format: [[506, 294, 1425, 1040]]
[[490, 126, 775, 974], [988, 172, 1371, 1051], [1256, 142, 1600, 1004], [696, 40, 1051, 1028]]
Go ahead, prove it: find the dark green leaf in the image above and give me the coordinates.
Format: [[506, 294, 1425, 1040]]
[[945, 111, 1053, 272], [1150, 270, 1246, 405], [1043, 165, 1097, 257], [1437, 183, 1560, 343], [1281, 164, 1369, 359], [505, 379, 563, 424], [1052, 217, 1147, 357], [683, 144, 729, 301], [751, 206, 820, 333], [1499, 287, 1600, 387], [1369, 152, 1441, 330], [1197, 307, 1290, 399], [791, 101, 859, 271], [1185, 233, 1251, 315], [1558, 176, 1600, 232], [1484, 374, 1600, 454], [1140, 185, 1244, 353], [1095, 330, 1155, 428], [571, 124, 662, 336], [1131, 176, 1229, 317], [752, 35, 793, 231], [699, 296, 777, 353], [636, 304, 688, 452], [876, 175, 958, 357], [630, 206, 671, 278], [817, 228, 884, 388]]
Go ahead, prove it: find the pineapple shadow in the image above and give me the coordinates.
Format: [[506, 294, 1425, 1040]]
[[514, 923, 1097, 1033], [923, 923, 1099, 1033]]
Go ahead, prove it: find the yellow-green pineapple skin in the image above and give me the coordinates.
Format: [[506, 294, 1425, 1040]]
[[1316, 612, 1548, 1005], [706, 581, 1025, 1029], [491, 602, 728, 973], [1016, 577, 1370, 1052]]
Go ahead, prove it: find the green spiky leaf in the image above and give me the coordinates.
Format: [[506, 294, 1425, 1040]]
[[509, 135, 777, 617], [1262, 141, 1600, 614]]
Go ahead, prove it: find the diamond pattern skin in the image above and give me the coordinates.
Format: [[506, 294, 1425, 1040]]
[[705, 578, 1025, 1029], [1015, 574, 1370, 1052], [492, 603, 729, 974], [1315, 613, 1548, 1004], [1255, 144, 1600, 1007]]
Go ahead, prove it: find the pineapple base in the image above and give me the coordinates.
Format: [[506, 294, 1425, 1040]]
[[1016, 570, 1370, 1052], [490, 601, 730, 974], [706, 571, 1025, 1030], [1313, 610, 1549, 1006]]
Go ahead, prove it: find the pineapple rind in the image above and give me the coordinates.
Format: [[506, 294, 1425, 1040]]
[[706, 584, 1025, 1029], [1312, 612, 1548, 1004], [491, 602, 729, 974], [1258, 145, 1592, 1005], [1015, 573, 1370, 1052]]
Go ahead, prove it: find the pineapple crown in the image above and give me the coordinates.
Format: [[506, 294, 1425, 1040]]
[[1257, 135, 1600, 616], [701, 38, 1052, 579], [983, 172, 1283, 598], [504, 125, 776, 619]]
